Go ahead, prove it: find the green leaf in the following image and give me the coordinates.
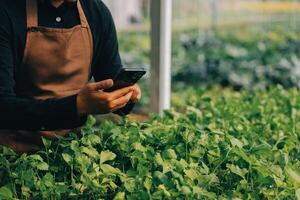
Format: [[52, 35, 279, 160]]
[[183, 132, 195, 143], [114, 192, 125, 200], [192, 186, 216, 198], [230, 137, 244, 148], [185, 169, 198, 180], [227, 164, 248, 179], [62, 153, 73, 165], [178, 159, 188, 169], [70, 140, 79, 151], [153, 171, 171, 186], [164, 149, 177, 159], [232, 147, 253, 164], [21, 186, 31, 198], [132, 142, 147, 152], [109, 180, 118, 190], [81, 147, 99, 159], [285, 166, 300, 187], [42, 137, 52, 149], [254, 165, 272, 178], [86, 115, 96, 127], [100, 164, 120, 174], [296, 188, 300, 200], [42, 173, 54, 187], [154, 153, 164, 166], [2, 147, 16, 156], [29, 154, 44, 162], [21, 169, 34, 182], [36, 162, 49, 171], [124, 178, 137, 192], [100, 151, 116, 164], [87, 134, 101, 145], [0, 186, 13, 200], [251, 143, 272, 157], [158, 185, 171, 197], [55, 183, 69, 194], [110, 128, 122, 137], [144, 177, 152, 191], [270, 165, 284, 179], [181, 186, 192, 195]]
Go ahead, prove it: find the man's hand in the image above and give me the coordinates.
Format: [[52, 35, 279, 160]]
[[131, 84, 142, 103], [76, 79, 134, 116]]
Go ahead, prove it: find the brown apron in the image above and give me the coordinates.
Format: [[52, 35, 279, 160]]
[[0, 0, 93, 153]]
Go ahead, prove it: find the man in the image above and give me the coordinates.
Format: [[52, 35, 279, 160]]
[[0, 0, 141, 152]]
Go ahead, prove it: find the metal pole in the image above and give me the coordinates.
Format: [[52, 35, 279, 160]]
[[150, 0, 172, 114]]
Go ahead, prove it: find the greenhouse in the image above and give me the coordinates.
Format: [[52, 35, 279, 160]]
[[0, 0, 300, 199]]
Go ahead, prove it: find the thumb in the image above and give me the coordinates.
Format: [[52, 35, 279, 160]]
[[87, 79, 114, 91]]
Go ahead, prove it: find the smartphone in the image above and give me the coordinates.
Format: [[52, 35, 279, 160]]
[[104, 68, 146, 92]]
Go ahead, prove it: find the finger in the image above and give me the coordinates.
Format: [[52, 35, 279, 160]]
[[131, 93, 141, 103], [137, 91, 142, 99], [131, 88, 141, 102], [88, 79, 114, 91], [133, 84, 141, 97], [108, 86, 134, 100], [112, 103, 128, 112], [131, 93, 138, 100], [131, 92, 139, 101], [110, 92, 133, 110]]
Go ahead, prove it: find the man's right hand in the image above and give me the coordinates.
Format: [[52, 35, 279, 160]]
[[76, 79, 134, 116]]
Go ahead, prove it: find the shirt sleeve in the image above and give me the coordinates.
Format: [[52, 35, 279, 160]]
[[92, 2, 135, 115], [0, 6, 87, 131]]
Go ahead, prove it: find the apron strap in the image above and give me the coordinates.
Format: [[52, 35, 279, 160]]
[[26, 0, 38, 28], [77, 0, 89, 28]]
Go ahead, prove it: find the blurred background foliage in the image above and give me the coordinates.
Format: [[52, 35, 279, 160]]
[[104, 0, 300, 113]]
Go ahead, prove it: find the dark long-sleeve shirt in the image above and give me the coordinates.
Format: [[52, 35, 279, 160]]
[[0, 0, 132, 131]]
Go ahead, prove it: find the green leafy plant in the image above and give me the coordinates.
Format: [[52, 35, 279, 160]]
[[173, 27, 300, 90], [0, 86, 300, 199]]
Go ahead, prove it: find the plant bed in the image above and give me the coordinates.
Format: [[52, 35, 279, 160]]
[[0, 86, 299, 199]]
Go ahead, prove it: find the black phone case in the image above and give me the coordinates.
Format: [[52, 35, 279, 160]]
[[104, 68, 146, 92]]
